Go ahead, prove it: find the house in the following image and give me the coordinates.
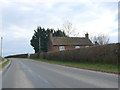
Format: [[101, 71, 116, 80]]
[[48, 33, 93, 52]]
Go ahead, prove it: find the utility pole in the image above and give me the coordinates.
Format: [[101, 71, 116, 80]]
[[0, 37, 3, 57], [38, 37, 41, 58], [39, 37, 41, 53]]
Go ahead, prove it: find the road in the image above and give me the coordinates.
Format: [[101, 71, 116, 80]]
[[2, 58, 118, 88]]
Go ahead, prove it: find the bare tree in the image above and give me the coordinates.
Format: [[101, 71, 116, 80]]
[[62, 20, 78, 37], [91, 34, 109, 45]]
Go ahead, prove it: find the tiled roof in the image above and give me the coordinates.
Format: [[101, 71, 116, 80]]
[[51, 37, 93, 46]]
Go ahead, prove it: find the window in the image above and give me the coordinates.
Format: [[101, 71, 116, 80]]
[[85, 46, 89, 47], [59, 46, 65, 51], [75, 46, 80, 48]]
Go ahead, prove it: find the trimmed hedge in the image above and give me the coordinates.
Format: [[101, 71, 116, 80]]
[[5, 43, 119, 65], [30, 53, 38, 58], [40, 43, 119, 65]]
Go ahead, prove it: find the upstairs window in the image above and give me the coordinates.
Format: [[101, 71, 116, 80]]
[[59, 46, 65, 51], [75, 46, 80, 48]]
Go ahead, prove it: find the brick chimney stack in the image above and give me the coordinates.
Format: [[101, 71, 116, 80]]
[[85, 33, 89, 39]]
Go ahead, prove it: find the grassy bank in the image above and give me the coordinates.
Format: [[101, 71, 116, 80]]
[[0, 59, 10, 71], [2, 59, 10, 68], [0, 56, 4, 62], [31, 58, 119, 74]]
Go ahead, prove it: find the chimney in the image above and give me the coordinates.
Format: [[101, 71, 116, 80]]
[[85, 33, 89, 39]]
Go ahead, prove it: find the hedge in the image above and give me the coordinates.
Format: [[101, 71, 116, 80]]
[[5, 43, 119, 65], [40, 43, 119, 65]]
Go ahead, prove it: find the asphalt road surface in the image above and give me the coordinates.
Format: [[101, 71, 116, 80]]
[[2, 58, 118, 88]]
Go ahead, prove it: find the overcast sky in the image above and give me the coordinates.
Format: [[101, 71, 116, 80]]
[[0, 0, 118, 57]]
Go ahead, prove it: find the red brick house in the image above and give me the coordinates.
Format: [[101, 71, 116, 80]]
[[48, 33, 93, 52]]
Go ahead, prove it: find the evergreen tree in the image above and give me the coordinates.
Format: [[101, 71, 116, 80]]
[[53, 29, 67, 37], [30, 26, 67, 53]]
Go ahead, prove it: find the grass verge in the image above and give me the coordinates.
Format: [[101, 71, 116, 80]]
[[0, 59, 10, 70], [31, 58, 119, 74], [0, 56, 4, 62]]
